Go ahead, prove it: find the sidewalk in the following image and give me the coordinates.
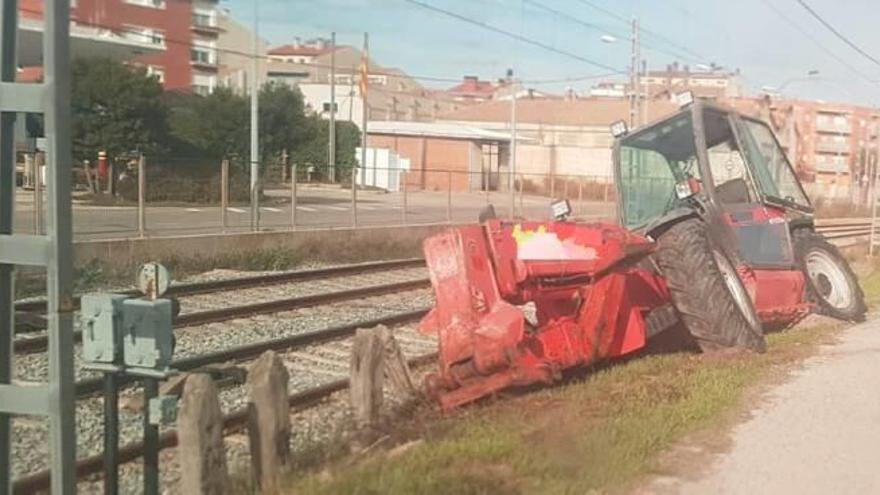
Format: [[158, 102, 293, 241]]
[[647, 316, 880, 494]]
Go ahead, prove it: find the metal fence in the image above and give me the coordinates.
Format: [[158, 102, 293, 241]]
[[13, 155, 618, 239], [16, 153, 879, 240]]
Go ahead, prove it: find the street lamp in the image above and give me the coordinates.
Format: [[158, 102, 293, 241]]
[[762, 69, 821, 95]]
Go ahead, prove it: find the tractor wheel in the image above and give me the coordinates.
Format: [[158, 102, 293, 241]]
[[653, 219, 766, 353], [793, 231, 866, 322]]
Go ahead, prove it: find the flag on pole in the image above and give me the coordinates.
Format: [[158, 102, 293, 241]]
[[358, 51, 369, 98]]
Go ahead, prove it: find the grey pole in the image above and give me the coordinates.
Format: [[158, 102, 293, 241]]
[[137, 153, 146, 237], [629, 18, 638, 128], [328, 32, 336, 183], [250, 0, 260, 231], [447, 171, 452, 223], [359, 33, 369, 190], [351, 166, 358, 228], [509, 69, 517, 219]]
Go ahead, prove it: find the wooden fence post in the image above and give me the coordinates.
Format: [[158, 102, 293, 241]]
[[178, 374, 229, 495], [349, 325, 418, 436], [247, 351, 291, 493]]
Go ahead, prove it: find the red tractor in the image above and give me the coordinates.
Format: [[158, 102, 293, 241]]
[[420, 99, 865, 411]]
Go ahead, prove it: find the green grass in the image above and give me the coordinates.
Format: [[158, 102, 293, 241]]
[[284, 268, 880, 495]]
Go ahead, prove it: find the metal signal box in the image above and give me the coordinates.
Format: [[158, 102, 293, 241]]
[[80, 293, 128, 365], [121, 298, 175, 376]]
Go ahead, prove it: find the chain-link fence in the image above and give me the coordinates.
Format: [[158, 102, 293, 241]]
[[16, 152, 880, 240]]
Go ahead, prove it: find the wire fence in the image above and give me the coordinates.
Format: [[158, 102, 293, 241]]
[[13, 153, 879, 240]]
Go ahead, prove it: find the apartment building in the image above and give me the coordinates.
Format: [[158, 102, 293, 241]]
[[641, 62, 745, 99], [19, 0, 222, 94]]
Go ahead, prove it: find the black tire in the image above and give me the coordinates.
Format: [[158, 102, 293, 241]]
[[793, 230, 866, 322], [653, 219, 766, 353]]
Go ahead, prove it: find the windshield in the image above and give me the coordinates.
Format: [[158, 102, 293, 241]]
[[737, 119, 811, 208], [617, 112, 699, 227]]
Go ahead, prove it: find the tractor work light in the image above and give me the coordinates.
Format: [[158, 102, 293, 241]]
[[675, 91, 695, 108], [610, 120, 628, 138], [551, 199, 572, 220]]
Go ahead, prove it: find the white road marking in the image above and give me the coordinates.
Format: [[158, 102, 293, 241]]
[[184, 208, 202, 212], [261, 207, 282, 212], [325, 205, 348, 211], [226, 207, 246, 213], [295, 206, 318, 212], [358, 205, 376, 210]]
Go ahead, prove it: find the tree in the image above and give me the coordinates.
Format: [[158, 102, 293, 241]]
[[70, 58, 167, 162], [168, 87, 249, 161], [289, 117, 360, 179]]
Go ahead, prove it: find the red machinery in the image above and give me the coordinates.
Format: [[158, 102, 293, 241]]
[[418, 219, 671, 411]]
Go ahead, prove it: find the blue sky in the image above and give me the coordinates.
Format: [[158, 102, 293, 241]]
[[222, 0, 880, 105]]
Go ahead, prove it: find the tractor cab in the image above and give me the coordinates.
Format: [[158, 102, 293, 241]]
[[612, 97, 864, 326], [613, 98, 812, 270]]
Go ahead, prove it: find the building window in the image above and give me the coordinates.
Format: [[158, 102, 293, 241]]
[[124, 0, 166, 9], [322, 102, 338, 114], [146, 65, 164, 84], [192, 8, 216, 28], [123, 26, 165, 47], [192, 74, 216, 96]]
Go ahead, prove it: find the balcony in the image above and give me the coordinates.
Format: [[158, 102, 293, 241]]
[[816, 121, 851, 134], [815, 141, 850, 154], [814, 157, 848, 174], [191, 22, 222, 36]]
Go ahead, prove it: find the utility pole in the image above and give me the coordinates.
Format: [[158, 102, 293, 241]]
[[641, 59, 648, 126], [359, 33, 369, 188], [508, 68, 517, 217], [629, 18, 640, 128], [250, 0, 260, 231], [328, 32, 336, 183]]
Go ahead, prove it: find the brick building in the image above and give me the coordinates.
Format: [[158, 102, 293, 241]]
[[726, 96, 880, 199], [19, 0, 222, 94], [366, 121, 515, 192]]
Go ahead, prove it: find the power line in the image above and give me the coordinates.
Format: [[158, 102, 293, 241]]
[[571, 0, 708, 63], [400, 0, 625, 74], [21, 7, 614, 91], [759, 0, 877, 85], [794, 0, 880, 70], [523, 0, 700, 65]]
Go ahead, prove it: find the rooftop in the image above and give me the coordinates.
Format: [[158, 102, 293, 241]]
[[367, 121, 531, 142], [438, 97, 678, 127]]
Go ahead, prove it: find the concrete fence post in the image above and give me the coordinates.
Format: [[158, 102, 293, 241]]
[[137, 153, 146, 238], [178, 374, 229, 495], [221, 159, 229, 233], [350, 327, 385, 432], [33, 151, 44, 235], [577, 181, 584, 217], [351, 167, 358, 228], [247, 351, 291, 493], [446, 171, 452, 224], [290, 163, 297, 229], [401, 170, 408, 225]]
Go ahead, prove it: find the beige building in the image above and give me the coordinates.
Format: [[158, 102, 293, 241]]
[[215, 8, 268, 94], [438, 96, 678, 181]]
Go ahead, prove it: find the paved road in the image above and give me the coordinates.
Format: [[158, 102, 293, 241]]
[[649, 316, 880, 494], [14, 186, 616, 239]]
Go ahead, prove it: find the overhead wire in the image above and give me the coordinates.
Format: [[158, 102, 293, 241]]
[[400, 0, 626, 74], [20, 6, 612, 89], [794, 0, 880, 70], [758, 0, 878, 86]]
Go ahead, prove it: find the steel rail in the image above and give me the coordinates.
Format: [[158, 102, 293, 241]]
[[13, 257, 425, 314], [13, 352, 438, 494], [73, 309, 429, 397], [13, 278, 431, 355]]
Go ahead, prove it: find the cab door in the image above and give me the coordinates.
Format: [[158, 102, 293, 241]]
[[701, 108, 795, 269]]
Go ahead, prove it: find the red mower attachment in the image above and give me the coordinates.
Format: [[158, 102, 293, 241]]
[[419, 220, 671, 411]]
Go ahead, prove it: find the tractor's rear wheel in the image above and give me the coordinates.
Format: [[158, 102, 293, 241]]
[[793, 231, 866, 322], [653, 219, 766, 353]]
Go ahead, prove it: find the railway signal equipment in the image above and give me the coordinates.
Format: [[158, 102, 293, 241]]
[[420, 99, 865, 410], [80, 262, 179, 495]]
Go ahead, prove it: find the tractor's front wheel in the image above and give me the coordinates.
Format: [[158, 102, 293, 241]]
[[794, 231, 866, 322], [653, 219, 766, 353]]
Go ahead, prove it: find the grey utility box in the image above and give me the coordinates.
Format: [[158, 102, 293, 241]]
[[122, 298, 175, 376], [80, 293, 128, 365]]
